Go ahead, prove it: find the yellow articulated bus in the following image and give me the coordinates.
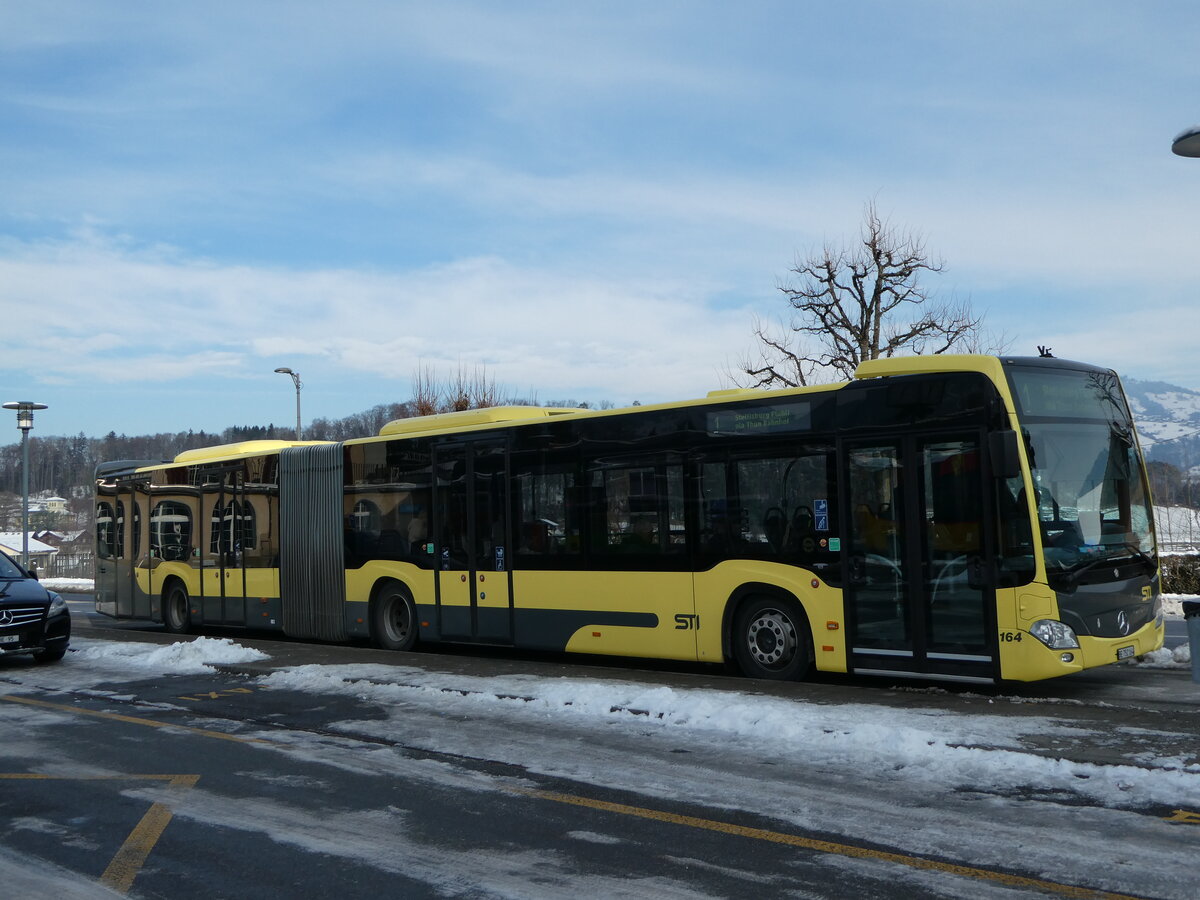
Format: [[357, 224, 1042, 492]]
[[94, 354, 1164, 684]]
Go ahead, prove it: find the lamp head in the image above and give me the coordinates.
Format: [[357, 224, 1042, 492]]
[[3, 401, 48, 431], [1172, 124, 1200, 158]]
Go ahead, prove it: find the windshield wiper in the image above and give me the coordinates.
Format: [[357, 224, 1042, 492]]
[[1050, 543, 1156, 591], [1050, 556, 1115, 592], [1116, 541, 1158, 576]]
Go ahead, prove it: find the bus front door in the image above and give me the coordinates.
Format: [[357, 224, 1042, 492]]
[[844, 434, 997, 682], [434, 440, 513, 644]]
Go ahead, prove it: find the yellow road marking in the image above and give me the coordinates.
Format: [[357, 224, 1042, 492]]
[[178, 686, 262, 701], [1, 773, 199, 894], [101, 774, 200, 893], [1, 694, 267, 744], [512, 787, 1145, 900], [1164, 808, 1200, 825]]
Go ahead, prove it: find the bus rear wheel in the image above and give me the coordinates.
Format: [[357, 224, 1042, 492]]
[[163, 583, 193, 635], [733, 596, 812, 680], [371, 582, 418, 652]]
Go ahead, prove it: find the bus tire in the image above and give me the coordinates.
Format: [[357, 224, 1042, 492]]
[[371, 581, 418, 652], [163, 582, 193, 635], [732, 595, 812, 681]]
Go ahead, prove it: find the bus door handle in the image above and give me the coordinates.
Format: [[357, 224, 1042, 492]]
[[966, 555, 988, 590], [849, 555, 866, 585]]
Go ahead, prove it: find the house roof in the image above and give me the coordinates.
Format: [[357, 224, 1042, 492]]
[[0, 533, 58, 556]]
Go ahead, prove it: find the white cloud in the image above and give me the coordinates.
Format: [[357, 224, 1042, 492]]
[[0, 234, 753, 414]]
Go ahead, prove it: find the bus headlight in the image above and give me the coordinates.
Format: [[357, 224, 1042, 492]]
[[1029, 619, 1080, 650]]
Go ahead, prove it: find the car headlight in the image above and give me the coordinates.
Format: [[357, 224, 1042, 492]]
[[47, 592, 67, 614], [1029, 619, 1080, 650]]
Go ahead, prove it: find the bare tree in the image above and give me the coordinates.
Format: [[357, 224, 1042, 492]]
[[447, 364, 472, 412], [737, 200, 1000, 388], [468, 365, 502, 409], [412, 363, 441, 417], [411, 362, 505, 415]]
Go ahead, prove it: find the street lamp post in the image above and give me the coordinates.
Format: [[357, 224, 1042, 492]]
[[3, 401, 48, 568], [273, 368, 303, 440]]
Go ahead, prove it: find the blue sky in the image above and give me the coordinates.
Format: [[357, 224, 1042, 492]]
[[2, 1, 1198, 440]]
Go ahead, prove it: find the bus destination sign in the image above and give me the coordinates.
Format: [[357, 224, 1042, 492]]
[[706, 403, 811, 436]]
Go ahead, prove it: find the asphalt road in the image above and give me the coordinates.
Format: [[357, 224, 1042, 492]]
[[0, 594, 1195, 899]]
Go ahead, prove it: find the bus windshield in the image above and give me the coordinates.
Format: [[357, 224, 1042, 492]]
[[1006, 365, 1156, 585]]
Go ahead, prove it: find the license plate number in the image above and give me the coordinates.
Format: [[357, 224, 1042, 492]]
[[1116, 645, 1136, 660], [0, 634, 19, 644]]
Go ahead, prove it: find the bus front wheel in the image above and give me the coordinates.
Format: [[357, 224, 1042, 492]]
[[163, 583, 193, 635], [733, 596, 812, 680], [371, 582, 418, 652]]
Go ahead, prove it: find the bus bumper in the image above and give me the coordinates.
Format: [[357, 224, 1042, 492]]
[[999, 616, 1165, 682]]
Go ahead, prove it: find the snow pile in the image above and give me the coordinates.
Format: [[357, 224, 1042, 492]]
[[72, 636, 268, 674], [1139, 642, 1192, 668]]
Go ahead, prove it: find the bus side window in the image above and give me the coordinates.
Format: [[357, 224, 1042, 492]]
[[115, 501, 126, 559], [150, 500, 192, 562], [699, 463, 738, 554], [706, 450, 836, 567], [515, 466, 581, 557], [96, 501, 116, 559], [585, 459, 685, 557], [997, 476, 1036, 586]]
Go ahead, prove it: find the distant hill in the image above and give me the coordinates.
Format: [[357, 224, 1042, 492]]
[[1123, 377, 1200, 471]]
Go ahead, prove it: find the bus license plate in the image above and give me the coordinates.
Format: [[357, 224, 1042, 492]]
[[1116, 645, 1136, 660], [0, 634, 19, 644]]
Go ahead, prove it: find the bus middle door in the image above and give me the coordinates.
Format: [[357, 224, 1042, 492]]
[[202, 468, 248, 626], [434, 439, 513, 644]]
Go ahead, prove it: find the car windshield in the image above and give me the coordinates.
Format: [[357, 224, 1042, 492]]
[[1006, 365, 1156, 581], [0, 552, 27, 579]]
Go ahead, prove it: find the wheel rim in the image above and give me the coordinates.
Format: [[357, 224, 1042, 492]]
[[381, 593, 410, 644], [745, 608, 797, 668], [167, 590, 186, 629]]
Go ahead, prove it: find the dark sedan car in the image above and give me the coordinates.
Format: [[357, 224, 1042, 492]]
[[0, 549, 70, 663]]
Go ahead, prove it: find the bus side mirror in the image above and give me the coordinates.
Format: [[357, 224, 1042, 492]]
[[989, 430, 1022, 480]]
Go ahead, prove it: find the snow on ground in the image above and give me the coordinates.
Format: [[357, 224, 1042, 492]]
[[257, 664, 1200, 807], [38, 577, 94, 593], [15, 636, 1200, 899], [1161, 593, 1191, 616], [48, 638, 1200, 810]]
